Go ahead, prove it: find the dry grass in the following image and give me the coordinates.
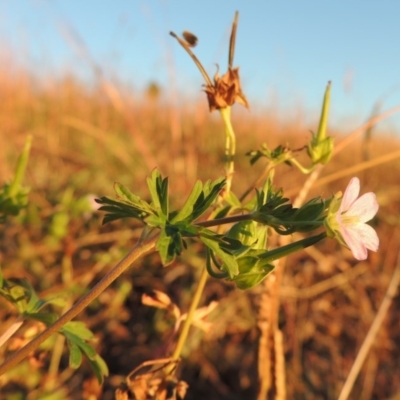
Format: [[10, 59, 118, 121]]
[[1, 68, 400, 400]]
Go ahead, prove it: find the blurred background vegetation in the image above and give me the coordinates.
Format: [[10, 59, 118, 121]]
[[1, 64, 400, 400]]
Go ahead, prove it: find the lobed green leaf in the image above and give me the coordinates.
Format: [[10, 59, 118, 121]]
[[68, 343, 83, 369]]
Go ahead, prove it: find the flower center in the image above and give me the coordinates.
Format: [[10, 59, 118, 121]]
[[340, 213, 360, 226]]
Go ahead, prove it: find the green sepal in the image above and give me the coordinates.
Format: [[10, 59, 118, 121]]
[[226, 220, 257, 246], [229, 254, 275, 290], [229, 232, 327, 289]]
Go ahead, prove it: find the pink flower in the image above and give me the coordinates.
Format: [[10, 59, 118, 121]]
[[325, 177, 379, 260]]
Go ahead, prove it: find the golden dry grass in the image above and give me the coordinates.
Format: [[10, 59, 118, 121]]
[[1, 68, 400, 400]]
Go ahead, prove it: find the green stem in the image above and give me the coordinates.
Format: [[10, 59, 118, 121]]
[[289, 158, 314, 175], [219, 107, 236, 194], [259, 232, 327, 262], [206, 249, 229, 279], [169, 266, 209, 365], [0, 234, 158, 376], [196, 213, 252, 228], [196, 213, 324, 229]]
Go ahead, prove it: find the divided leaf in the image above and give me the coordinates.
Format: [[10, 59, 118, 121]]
[[147, 169, 169, 216], [171, 180, 203, 223]]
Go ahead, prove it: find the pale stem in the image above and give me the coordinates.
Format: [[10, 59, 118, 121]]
[[219, 107, 236, 195], [0, 316, 24, 349], [168, 266, 209, 371]]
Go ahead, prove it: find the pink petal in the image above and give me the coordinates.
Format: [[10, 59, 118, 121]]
[[339, 223, 368, 260], [340, 177, 360, 212], [339, 222, 379, 260], [347, 192, 379, 222], [349, 223, 379, 251]]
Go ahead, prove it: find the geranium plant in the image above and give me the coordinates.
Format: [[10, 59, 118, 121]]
[[0, 11, 379, 399]]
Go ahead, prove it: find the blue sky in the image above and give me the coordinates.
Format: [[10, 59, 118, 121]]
[[1, 1, 400, 130]]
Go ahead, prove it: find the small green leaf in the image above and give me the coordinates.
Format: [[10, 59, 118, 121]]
[[76, 339, 97, 360], [171, 180, 203, 223], [157, 175, 169, 216], [63, 321, 95, 341], [114, 183, 155, 215], [156, 230, 174, 265], [96, 194, 154, 224], [115, 182, 141, 203], [145, 170, 170, 217], [68, 343, 83, 369], [62, 330, 97, 359], [191, 178, 225, 221], [62, 322, 108, 383], [87, 354, 109, 385]]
